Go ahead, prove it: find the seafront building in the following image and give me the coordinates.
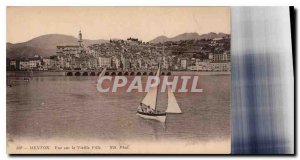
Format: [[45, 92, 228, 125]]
[[29, 55, 42, 70], [180, 59, 187, 70], [213, 52, 231, 62], [98, 57, 112, 68], [19, 60, 29, 70], [210, 61, 231, 72]]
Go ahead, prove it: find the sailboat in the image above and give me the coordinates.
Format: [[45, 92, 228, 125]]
[[136, 66, 182, 123]]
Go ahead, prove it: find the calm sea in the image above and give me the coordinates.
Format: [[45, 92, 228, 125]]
[[7, 75, 230, 142]]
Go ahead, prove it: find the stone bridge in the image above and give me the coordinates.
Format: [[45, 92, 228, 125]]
[[65, 70, 172, 76]]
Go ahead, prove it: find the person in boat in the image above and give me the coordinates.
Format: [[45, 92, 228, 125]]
[[147, 105, 156, 114], [138, 103, 148, 113], [138, 103, 156, 114]]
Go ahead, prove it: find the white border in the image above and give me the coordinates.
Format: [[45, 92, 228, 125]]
[[1, 0, 299, 159]]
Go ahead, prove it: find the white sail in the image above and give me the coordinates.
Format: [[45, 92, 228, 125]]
[[141, 67, 160, 110], [141, 86, 157, 110], [166, 85, 182, 113]]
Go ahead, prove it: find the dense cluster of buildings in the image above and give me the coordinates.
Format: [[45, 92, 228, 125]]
[[7, 31, 231, 72]]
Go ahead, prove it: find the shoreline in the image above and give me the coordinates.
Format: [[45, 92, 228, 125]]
[[6, 70, 231, 77]]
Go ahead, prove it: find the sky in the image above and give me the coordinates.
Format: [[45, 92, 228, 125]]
[[7, 7, 230, 43]]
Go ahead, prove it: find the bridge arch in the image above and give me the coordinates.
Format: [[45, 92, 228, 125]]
[[143, 72, 147, 76], [124, 72, 129, 76], [167, 72, 171, 76], [90, 72, 96, 76], [149, 72, 154, 76], [82, 72, 88, 76], [161, 72, 165, 75], [118, 72, 122, 76], [74, 72, 81, 76], [136, 72, 141, 76], [66, 72, 73, 76], [111, 72, 116, 76], [105, 72, 110, 76], [130, 72, 135, 76]]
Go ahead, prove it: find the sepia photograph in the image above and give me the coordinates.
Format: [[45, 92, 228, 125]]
[[6, 7, 231, 154]]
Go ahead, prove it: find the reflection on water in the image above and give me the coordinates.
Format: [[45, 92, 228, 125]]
[[7, 75, 230, 142]]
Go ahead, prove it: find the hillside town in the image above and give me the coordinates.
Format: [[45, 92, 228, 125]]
[[7, 31, 231, 72]]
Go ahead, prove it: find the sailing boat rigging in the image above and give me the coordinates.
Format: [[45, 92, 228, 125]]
[[137, 66, 182, 123]]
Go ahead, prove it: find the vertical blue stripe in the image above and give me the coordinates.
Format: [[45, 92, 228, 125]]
[[231, 7, 294, 154]]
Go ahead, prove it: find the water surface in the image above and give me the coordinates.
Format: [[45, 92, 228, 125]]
[[7, 75, 230, 142]]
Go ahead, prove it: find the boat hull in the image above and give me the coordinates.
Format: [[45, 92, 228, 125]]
[[136, 111, 166, 123]]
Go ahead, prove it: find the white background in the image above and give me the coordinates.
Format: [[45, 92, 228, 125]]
[[1, 0, 299, 159]]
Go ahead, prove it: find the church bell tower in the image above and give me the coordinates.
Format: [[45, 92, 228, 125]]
[[78, 30, 83, 47]]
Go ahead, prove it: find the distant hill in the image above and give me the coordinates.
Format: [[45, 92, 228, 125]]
[[149, 35, 169, 43], [149, 32, 229, 43], [7, 34, 108, 58]]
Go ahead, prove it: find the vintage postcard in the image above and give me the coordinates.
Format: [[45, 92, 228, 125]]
[[6, 7, 231, 154]]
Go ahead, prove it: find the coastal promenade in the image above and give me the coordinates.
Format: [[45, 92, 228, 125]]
[[6, 70, 172, 77], [7, 70, 231, 77]]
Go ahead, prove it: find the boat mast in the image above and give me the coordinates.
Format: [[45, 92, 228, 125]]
[[155, 43, 164, 112], [155, 65, 160, 112], [154, 43, 164, 112]]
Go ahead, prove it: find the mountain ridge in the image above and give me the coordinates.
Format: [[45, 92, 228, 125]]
[[7, 34, 108, 58], [149, 32, 229, 43]]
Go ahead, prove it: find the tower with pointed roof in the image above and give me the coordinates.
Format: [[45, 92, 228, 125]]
[[78, 30, 83, 47]]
